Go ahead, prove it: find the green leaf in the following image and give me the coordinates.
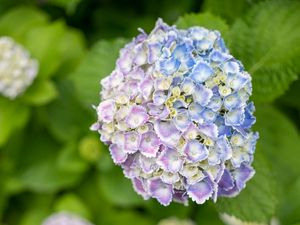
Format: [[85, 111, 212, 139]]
[[55, 28, 86, 78], [176, 12, 229, 36], [48, 0, 82, 14], [202, 0, 260, 24], [216, 150, 278, 223], [18, 194, 52, 225], [98, 166, 144, 207], [277, 79, 300, 111], [70, 38, 128, 107], [0, 6, 48, 41], [278, 177, 300, 225], [227, 0, 300, 102], [254, 106, 300, 223], [41, 80, 93, 142], [0, 98, 30, 147], [15, 132, 87, 193], [254, 105, 300, 184], [24, 21, 66, 79], [53, 193, 92, 220], [21, 80, 58, 106]]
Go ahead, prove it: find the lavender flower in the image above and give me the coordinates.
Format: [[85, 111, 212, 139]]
[[0, 37, 38, 99], [92, 19, 258, 206], [42, 212, 94, 225]]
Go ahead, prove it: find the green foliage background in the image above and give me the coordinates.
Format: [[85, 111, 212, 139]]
[[0, 0, 300, 224]]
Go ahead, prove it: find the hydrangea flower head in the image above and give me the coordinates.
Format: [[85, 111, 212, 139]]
[[0, 36, 38, 99], [158, 217, 195, 225], [92, 19, 259, 206], [42, 212, 94, 225], [220, 214, 279, 225]]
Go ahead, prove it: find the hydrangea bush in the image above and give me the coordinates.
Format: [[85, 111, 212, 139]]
[[0, 36, 38, 99], [42, 212, 94, 225], [92, 19, 258, 206]]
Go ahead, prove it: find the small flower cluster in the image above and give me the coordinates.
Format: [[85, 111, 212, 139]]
[[158, 217, 195, 225], [92, 19, 258, 206], [0, 36, 38, 99], [220, 214, 280, 225], [42, 212, 94, 225]]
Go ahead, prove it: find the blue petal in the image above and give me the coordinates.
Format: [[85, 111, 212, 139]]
[[159, 57, 181, 76], [226, 72, 250, 91], [192, 84, 213, 106], [209, 50, 230, 63], [180, 77, 195, 95], [225, 108, 245, 126], [201, 108, 217, 123], [189, 61, 214, 83], [188, 102, 203, 122], [206, 96, 222, 112], [174, 110, 192, 131], [223, 60, 240, 74], [224, 92, 243, 110]]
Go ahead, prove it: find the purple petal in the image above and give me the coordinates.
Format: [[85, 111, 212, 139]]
[[124, 131, 141, 153], [218, 183, 239, 197], [216, 136, 232, 161], [97, 100, 116, 123], [183, 123, 200, 140], [193, 84, 213, 107], [186, 171, 206, 185], [139, 78, 153, 99], [218, 169, 234, 191], [158, 147, 184, 173], [179, 164, 199, 178], [133, 46, 147, 66], [152, 90, 168, 105], [190, 61, 214, 83], [147, 43, 161, 64], [109, 70, 124, 87], [174, 110, 192, 132], [148, 103, 170, 119], [117, 51, 133, 74], [148, 178, 173, 206], [127, 67, 145, 80], [204, 164, 225, 183], [233, 163, 255, 190], [154, 120, 181, 147], [132, 178, 150, 200], [139, 155, 159, 174], [140, 131, 161, 157], [184, 140, 208, 163], [187, 178, 213, 204], [161, 171, 180, 184], [126, 105, 149, 128], [173, 190, 189, 206], [207, 149, 221, 166], [121, 154, 138, 178], [109, 144, 127, 164]]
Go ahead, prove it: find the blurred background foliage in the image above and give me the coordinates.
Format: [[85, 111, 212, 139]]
[[0, 0, 300, 225]]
